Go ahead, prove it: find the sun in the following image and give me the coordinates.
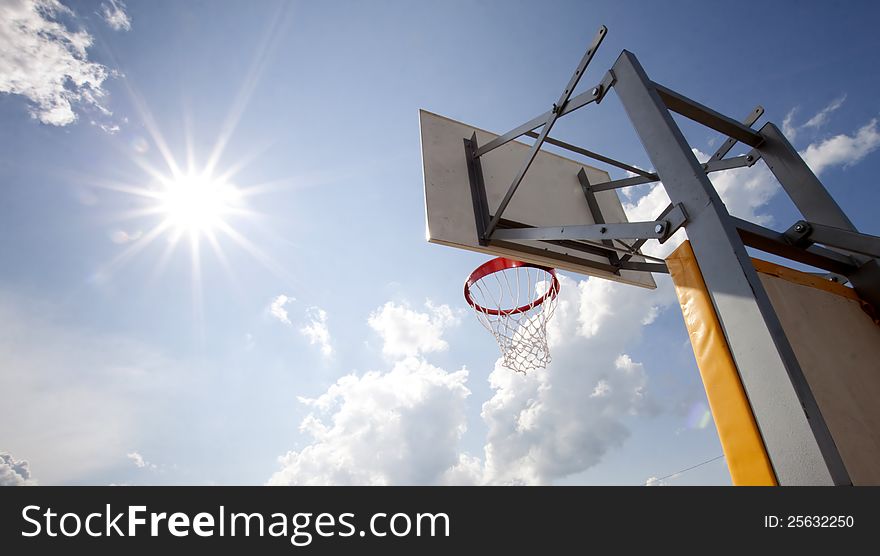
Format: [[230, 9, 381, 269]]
[[156, 172, 242, 235], [91, 104, 285, 289], [93, 160, 276, 286]]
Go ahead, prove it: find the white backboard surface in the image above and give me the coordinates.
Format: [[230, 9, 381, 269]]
[[420, 109, 656, 289]]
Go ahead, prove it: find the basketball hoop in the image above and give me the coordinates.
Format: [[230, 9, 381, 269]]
[[464, 257, 560, 374]]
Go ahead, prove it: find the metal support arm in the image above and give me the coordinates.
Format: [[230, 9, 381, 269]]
[[652, 81, 764, 147], [491, 203, 686, 243], [589, 153, 759, 192], [492, 218, 672, 243], [525, 131, 656, 179], [585, 105, 764, 193], [733, 217, 858, 275], [785, 221, 880, 260]]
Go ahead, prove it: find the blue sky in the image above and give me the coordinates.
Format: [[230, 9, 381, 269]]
[[1, 0, 879, 486]]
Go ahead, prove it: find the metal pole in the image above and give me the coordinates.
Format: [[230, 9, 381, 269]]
[[611, 50, 850, 485]]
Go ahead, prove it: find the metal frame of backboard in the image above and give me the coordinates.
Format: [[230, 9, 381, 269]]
[[441, 25, 880, 485], [422, 109, 659, 287]]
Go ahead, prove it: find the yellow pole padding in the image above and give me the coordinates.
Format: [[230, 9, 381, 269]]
[[666, 241, 777, 486]]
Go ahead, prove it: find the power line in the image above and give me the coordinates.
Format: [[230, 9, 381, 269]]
[[641, 454, 725, 486]]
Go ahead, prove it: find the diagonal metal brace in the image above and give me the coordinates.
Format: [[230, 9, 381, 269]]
[[483, 25, 608, 239], [710, 105, 764, 161], [473, 71, 613, 159]]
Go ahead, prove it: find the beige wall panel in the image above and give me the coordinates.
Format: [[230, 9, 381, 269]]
[[757, 267, 880, 485]]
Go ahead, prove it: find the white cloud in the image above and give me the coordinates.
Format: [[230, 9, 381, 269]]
[[0, 0, 114, 125], [803, 95, 846, 130], [270, 299, 477, 485], [439, 453, 484, 485], [100, 0, 131, 32], [1, 452, 37, 485], [590, 379, 611, 398], [479, 274, 671, 485], [269, 276, 675, 486], [368, 300, 461, 359], [270, 299, 334, 357], [782, 96, 847, 143], [267, 275, 676, 486], [300, 306, 332, 358], [94, 121, 121, 134], [109, 229, 142, 244], [802, 119, 880, 176], [126, 451, 156, 470], [621, 178, 669, 224], [644, 476, 668, 486], [268, 357, 472, 485], [782, 108, 798, 141], [269, 294, 294, 325], [641, 305, 659, 326], [126, 451, 145, 467]]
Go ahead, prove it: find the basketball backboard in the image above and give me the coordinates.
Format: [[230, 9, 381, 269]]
[[419, 109, 656, 289]]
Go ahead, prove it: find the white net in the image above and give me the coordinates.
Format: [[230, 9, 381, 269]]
[[466, 260, 559, 374]]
